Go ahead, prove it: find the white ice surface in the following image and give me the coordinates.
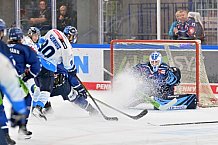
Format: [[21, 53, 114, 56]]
[[4, 90, 218, 145]]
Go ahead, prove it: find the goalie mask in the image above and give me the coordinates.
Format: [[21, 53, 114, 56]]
[[63, 26, 78, 44], [149, 51, 162, 72]]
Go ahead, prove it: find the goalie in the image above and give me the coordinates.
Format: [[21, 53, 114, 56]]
[[132, 51, 197, 110]]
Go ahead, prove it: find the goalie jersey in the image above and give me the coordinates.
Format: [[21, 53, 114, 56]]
[[133, 62, 180, 98]]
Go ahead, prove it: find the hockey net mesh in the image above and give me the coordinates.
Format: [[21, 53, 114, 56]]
[[110, 40, 218, 107]]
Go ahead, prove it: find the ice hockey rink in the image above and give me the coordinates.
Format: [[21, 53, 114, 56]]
[[5, 89, 218, 145]]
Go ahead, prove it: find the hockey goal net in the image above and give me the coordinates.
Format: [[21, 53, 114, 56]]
[[110, 39, 218, 107]]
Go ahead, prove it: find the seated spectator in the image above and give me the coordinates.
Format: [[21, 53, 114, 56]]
[[57, 5, 73, 31], [173, 10, 197, 40], [168, 10, 181, 40], [29, 0, 51, 34]]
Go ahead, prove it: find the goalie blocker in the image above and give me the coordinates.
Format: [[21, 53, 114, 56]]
[[154, 94, 197, 110]]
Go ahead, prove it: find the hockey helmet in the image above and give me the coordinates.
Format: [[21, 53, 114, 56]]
[[28, 27, 41, 37], [0, 19, 6, 31], [8, 27, 23, 41], [27, 27, 41, 42], [63, 26, 78, 43], [0, 19, 7, 39], [149, 51, 162, 72]]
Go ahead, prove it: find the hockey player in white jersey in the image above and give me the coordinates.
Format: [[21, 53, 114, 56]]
[[32, 28, 97, 119], [23, 27, 41, 52], [48, 26, 98, 116], [32, 28, 72, 119]]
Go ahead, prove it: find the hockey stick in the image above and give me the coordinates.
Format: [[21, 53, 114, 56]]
[[149, 120, 218, 126], [76, 75, 118, 121], [93, 97, 148, 120]]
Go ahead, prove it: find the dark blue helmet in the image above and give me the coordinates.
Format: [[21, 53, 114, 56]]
[[8, 27, 23, 41], [63, 26, 78, 43], [0, 19, 6, 31]]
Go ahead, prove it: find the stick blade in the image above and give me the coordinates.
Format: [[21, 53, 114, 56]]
[[105, 116, 119, 121], [130, 109, 148, 120]]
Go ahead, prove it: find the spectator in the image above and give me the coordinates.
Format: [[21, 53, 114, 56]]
[[188, 12, 205, 43], [29, 0, 51, 34], [57, 5, 73, 31], [168, 10, 181, 40], [174, 10, 197, 40]]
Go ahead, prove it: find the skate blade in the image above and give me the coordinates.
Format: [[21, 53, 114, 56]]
[[18, 133, 32, 140], [42, 108, 54, 115], [32, 109, 47, 121]]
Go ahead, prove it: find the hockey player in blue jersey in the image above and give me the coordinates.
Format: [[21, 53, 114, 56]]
[[7, 27, 41, 138], [132, 51, 197, 110]]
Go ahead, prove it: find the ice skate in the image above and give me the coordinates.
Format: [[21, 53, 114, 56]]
[[5, 133, 16, 145], [32, 105, 47, 121], [86, 104, 98, 116], [18, 125, 32, 139], [42, 101, 54, 114]]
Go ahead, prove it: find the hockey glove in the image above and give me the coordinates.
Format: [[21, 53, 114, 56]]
[[21, 69, 34, 82], [73, 84, 87, 99]]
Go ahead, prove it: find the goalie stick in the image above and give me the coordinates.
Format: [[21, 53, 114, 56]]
[[76, 75, 118, 121], [93, 97, 148, 120]]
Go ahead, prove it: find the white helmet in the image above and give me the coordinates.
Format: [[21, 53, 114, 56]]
[[28, 27, 41, 37], [149, 51, 162, 72]]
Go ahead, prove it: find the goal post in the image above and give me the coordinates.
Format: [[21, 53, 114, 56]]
[[110, 39, 218, 107]]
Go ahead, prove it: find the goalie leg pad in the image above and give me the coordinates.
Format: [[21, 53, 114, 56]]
[[154, 94, 197, 109]]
